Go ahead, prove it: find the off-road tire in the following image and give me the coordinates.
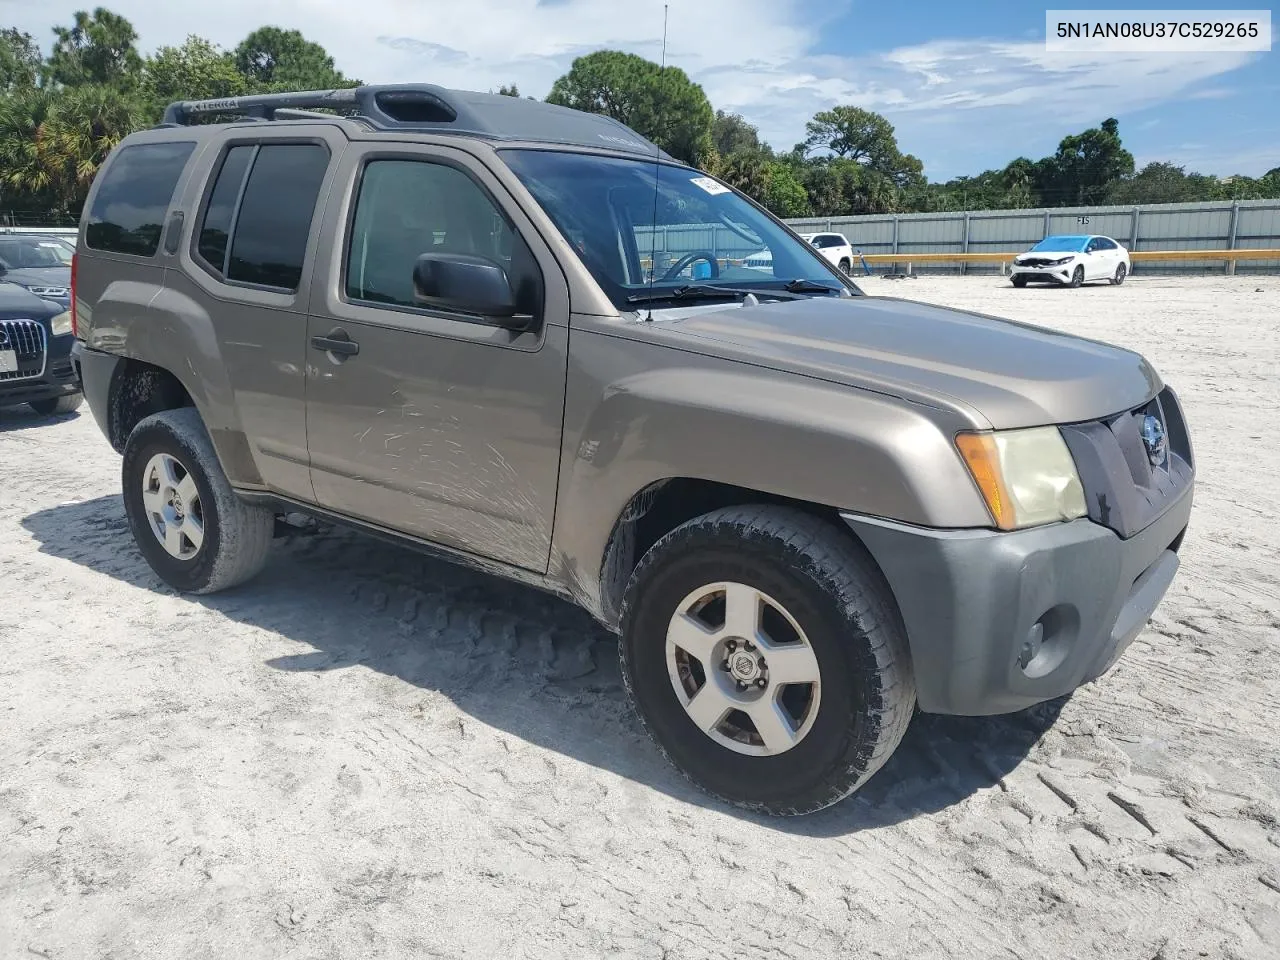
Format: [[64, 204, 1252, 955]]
[[121, 407, 274, 594], [1069, 265, 1085, 287], [619, 505, 916, 815], [1111, 263, 1127, 285], [1012, 276, 1028, 288], [29, 392, 83, 416]]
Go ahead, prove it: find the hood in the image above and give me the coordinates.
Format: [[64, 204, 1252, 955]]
[[0, 266, 70, 298], [0, 281, 62, 319], [656, 294, 1160, 429]]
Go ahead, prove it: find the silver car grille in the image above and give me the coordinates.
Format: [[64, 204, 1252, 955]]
[[0, 319, 48, 381]]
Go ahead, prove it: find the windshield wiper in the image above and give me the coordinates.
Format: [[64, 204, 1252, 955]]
[[626, 284, 807, 305], [782, 278, 840, 293]]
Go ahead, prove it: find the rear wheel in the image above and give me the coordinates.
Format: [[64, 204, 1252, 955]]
[[620, 505, 916, 815], [838, 258, 852, 275], [1111, 262, 1127, 285], [122, 407, 274, 594], [28, 392, 83, 416], [1069, 265, 1084, 287]]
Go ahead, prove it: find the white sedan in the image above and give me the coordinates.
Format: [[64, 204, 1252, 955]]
[[1010, 234, 1130, 288]]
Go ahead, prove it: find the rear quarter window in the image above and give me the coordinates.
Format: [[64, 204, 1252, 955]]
[[86, 141, 195, 257]]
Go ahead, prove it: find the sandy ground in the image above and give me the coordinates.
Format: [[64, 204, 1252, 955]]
[[2, 275, 1279, 960]]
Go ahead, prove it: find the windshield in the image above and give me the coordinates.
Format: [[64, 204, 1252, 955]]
[[500, 149, 854, 310], [0, 237, 72, 268], [1030, 236, 1088, 253]]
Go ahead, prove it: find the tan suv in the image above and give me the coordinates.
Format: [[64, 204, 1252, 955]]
[[70, 85, 1195, 815]]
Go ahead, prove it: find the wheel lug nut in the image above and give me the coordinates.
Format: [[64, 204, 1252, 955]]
[[756, 678, 767, 689], [726, 640, 737, 652], [757, 657, 766, 668], [720, 659, 731, 671], [736, 680, 747, 691]]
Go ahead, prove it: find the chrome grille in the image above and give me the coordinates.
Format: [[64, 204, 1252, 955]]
[[0, 318, 47, 381]]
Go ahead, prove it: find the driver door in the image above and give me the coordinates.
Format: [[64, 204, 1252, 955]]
[[303, 144, 571, 573]]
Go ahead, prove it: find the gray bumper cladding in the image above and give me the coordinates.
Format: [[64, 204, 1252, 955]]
[[72, 342, 121, 447], [841, 485, 1193, 716]]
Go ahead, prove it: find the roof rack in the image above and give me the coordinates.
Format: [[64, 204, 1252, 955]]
[[160, 84, 676, 161]]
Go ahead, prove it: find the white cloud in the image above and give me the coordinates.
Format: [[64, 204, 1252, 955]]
[[6, 1, 1263, 177]]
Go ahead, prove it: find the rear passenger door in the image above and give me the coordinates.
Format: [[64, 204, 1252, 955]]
[[170, 128, 345, 502], [303, 144, 570, 573]]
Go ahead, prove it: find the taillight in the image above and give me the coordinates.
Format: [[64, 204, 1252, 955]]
[[70, 252, 78, 338]]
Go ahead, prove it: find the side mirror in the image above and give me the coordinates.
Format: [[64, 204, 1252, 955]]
[[412, 253, 529, 331]]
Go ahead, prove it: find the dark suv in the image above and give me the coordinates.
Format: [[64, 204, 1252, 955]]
[[71, 85, 1194, 815], [0, 282, 82, 417]]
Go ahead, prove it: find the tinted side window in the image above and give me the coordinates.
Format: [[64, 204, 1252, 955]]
[[226, 144, 329, 290], [86, 141, 195, 257], [346, 159, 539, 314], [197, 145, 255, 274]]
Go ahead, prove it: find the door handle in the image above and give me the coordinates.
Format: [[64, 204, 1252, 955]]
[[310, 330, 359, 357]]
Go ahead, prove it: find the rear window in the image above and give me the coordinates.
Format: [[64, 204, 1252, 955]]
[[194, 142, 329, 291], [86, 141, 195, 257]]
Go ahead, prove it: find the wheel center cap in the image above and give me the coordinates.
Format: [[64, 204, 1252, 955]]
[[730, 651, 760, 681]]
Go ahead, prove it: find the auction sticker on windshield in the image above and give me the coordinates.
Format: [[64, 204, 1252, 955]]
[[690, 176, 731, 195]]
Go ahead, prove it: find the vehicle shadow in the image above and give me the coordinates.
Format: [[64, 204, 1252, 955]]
[[22, 494, 1066, 836], [0, 404, 82, 433]]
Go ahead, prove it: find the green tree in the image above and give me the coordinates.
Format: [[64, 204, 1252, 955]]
[[233, 27, 354, 91], [497, 83, 520, 97], [47, 7, 143, 89], [712, 110, 762, 156], [802, 105, 897, 165], [0, 29, 42, 91], [0, 89, 60, 208], [546, 50, 714, 165], [0, 84, 140, 213], [762, 163, 809, 218], [1107, 162, 1217, 205], [1037, 117, 1134, 206], [142, 36, 247, 116]]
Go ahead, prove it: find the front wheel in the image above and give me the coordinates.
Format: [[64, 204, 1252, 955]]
[[619, 506, 916, 815], [121, 407, 274, 594], [838, 259, 852, 276], [1069, 265, 1084, 287], [1111, 262, 1127, 285], [1011, 275, 1028, 288]]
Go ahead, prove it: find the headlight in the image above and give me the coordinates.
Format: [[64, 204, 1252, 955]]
[[50, 311, 73, 336], [29, 286, 70, 298], [1047, 256, 1074, 266], [955, 427, 1086, 530]]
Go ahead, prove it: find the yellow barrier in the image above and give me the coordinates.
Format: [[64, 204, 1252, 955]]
[[857, 248, 1279, 276]]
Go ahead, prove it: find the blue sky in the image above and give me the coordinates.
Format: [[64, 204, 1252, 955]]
[[10, 0, 1277, 179]]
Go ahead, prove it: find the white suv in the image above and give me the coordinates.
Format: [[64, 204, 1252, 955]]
[[800, 232, 855, 275]]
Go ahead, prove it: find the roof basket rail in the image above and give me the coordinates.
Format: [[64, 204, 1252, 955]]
[[158, 83, 675, 161], [160, 84, 469, 130]]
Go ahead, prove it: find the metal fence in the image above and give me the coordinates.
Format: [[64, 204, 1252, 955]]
[[784, 199, 1280, 274]]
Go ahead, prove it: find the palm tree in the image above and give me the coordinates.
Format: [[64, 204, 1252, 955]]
[[45, 85, 141, 207], [0, 85, 140, 216], [0, 88, 59, 206]]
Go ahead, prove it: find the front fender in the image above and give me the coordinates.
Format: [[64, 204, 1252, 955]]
[[552, 337, 992, 611]]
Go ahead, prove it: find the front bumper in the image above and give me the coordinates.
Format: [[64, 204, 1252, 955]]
[[1012, 262, 1076, 284], [0, 330, 79, 407], [842, 480, 1193, 716]]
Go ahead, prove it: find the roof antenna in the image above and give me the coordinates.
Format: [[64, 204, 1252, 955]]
[[643, 3, 669, 322]]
